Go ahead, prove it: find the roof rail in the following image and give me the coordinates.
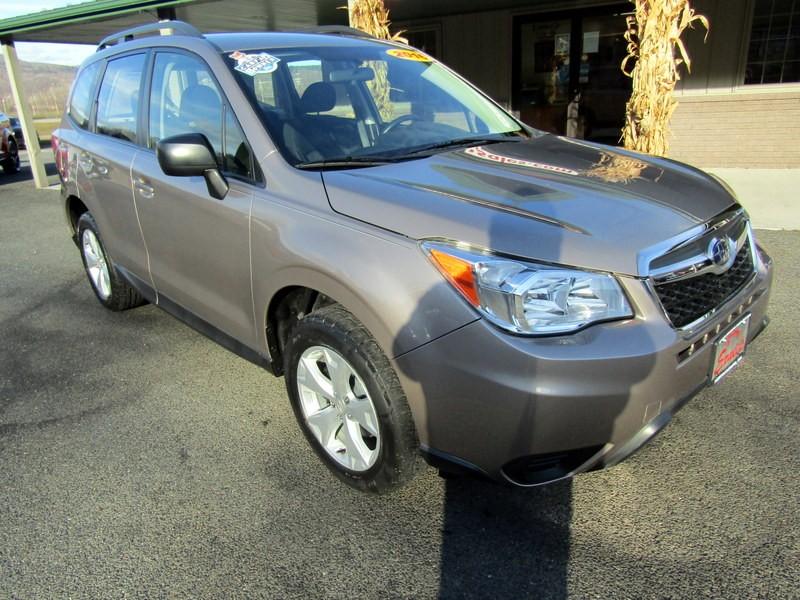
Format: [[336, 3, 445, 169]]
[[286, 25, 375, 38], [97, 20, 202, 51]]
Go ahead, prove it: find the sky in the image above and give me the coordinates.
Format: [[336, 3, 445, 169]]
[[4, 0, 96, 66]]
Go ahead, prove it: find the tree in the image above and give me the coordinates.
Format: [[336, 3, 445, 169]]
[[621, 0, 708, 156]]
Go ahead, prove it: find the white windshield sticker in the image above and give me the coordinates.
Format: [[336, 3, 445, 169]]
[[230, 51, 280, 76]]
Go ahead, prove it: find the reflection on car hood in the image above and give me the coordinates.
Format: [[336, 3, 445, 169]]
[[322, 135, 737, 276]]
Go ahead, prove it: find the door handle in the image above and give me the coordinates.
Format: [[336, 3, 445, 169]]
[[134, 177, 155, 199]]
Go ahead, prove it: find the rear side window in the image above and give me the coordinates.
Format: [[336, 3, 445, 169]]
[[252, 73, 276, 107], [69, 61, 101, 130], [96, 54, 146, 144]]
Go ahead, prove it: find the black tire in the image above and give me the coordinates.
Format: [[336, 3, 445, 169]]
[[76, 212, 145, 311], [2, 139, 20, 174], [284, 304, 421, 493]]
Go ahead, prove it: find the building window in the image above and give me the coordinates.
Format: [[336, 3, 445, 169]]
[[403, 26, 442, 60], [745, 0, 799, 85]]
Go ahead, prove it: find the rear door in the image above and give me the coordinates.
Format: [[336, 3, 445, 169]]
[[76, 52, 151, 279], [132, 49, 257, 346]]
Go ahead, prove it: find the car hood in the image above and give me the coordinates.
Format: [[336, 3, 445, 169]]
[[322, 135, 737, 276]]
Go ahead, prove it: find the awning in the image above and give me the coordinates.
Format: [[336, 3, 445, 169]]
[[0, 0, 346, 45]]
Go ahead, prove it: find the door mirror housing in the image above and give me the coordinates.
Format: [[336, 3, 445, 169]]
[[156, 133, 229, 200]]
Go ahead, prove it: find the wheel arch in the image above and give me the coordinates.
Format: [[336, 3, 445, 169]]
[[65, 195, 89, 241], [262, 268, 394, 376]]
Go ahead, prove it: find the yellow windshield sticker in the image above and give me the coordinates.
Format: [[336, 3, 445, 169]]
[[386, 48, 431, 62]]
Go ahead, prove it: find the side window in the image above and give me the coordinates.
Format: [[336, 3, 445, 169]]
[[252, 72, 277, 107], [149, 52, 222, 154], [223, 107, 253, 180], [69, 61, 101, 130], [288, 59, 323, 97], [287, 59, 356, 119], [149, 51, 258, 182], [95, 54, 146, 143]]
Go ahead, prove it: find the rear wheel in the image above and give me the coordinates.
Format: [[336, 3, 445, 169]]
[[2, 139, 20, 174], [77, 212, 145, 311], [284, 305, 421, 493]]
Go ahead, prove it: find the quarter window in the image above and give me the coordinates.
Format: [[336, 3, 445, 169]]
[[223, 106, 254, 179], [95, 54, 146, 143], [69, 61, 102, 130]]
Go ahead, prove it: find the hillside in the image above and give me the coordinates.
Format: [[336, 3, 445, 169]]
[[0, 61, 76, 118]]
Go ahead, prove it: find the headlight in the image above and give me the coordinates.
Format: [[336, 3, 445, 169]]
[[423, 241, 633, 335]]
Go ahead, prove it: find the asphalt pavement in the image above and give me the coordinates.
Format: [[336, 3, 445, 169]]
[[1, 157, 798, 599]]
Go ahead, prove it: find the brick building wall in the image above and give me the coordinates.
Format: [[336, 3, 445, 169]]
[[669, 92, 800, 168]]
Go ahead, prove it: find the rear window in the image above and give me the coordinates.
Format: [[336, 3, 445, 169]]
[[96, 53, 146, 144], [69, 61, 102, 130]]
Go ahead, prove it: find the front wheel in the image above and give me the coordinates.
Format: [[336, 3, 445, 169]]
[[77, 212, 145, 311], [284, 305, 421, 493]]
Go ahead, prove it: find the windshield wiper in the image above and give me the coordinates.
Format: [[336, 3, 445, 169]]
[[401, 134, 524, 157], [296, 156, 403, 170], [295, 134, 526, 169]]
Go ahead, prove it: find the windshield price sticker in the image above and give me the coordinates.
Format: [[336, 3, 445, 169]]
[[230, 51, 281, 76], [386, 48, 431, 62]]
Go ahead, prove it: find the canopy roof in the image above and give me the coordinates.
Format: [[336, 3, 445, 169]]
[[0, 0, 554, 46], [0, 0, 346, 45]]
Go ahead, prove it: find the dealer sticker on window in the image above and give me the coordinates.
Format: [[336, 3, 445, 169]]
[[386, 48, 431, 62], [229, 51, 281, 76]]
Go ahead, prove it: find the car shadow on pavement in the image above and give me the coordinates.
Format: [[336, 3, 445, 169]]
[[0, 148, 58, 187], [438, 477, 572, 599], [392, 193, 658, 598], [392, 281, 579, 599]]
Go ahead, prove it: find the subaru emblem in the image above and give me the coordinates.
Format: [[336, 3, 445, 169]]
[[708, 236, 734, 270]]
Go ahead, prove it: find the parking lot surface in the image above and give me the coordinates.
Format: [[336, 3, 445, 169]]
[[1, 160, 799, 599]]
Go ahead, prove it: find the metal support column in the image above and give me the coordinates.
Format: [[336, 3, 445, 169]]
[[1, 37, 48, 189]]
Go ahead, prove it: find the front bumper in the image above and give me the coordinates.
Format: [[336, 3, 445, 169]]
[[394, 251, 773, 486]]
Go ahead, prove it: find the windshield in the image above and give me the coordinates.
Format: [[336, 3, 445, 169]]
[[225, 43, 527, 167]]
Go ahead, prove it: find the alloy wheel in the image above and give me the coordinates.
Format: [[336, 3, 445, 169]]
[[81, 228, 111, 300], [296, 345, 381, 472]]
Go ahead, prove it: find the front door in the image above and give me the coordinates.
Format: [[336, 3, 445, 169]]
[[513, 5, 631, 144], [132, 49, 258, 346]]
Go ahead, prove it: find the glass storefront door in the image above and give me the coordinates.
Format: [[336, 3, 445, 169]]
[[516, 18, 573, 136], [513, 5, 631, 144]]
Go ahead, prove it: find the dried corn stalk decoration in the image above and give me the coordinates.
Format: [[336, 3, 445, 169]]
[[586, 153, 649, 184], [345, 0, 407, 120], [621, 1, 708, 156]]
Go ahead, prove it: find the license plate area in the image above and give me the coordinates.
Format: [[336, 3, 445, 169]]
[[710, 314, 751, 384]]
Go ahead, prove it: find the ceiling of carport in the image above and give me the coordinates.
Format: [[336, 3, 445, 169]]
[[0, 0, 347, 45]]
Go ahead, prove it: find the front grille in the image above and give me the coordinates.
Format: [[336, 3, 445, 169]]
[[655, 242, 754, 328]]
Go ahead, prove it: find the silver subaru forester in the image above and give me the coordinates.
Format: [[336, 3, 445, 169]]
[[54, 22, 773, 492]]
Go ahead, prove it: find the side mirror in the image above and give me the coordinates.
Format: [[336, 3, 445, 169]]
[[156, 133, 229, 200]]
